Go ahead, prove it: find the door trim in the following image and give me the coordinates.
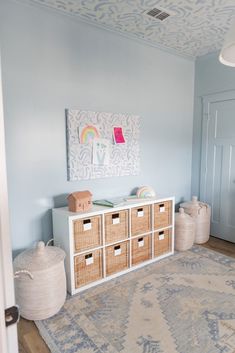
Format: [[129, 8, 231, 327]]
[[0, 53, 18, 352]]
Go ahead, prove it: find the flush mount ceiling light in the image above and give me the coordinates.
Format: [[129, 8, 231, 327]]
[[219, 19, 235, 67]]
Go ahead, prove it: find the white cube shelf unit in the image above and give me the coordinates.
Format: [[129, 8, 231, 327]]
[[52, 196, 175, 295]]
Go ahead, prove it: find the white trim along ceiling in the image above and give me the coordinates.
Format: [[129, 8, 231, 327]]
[[17, 0, 235, 59]]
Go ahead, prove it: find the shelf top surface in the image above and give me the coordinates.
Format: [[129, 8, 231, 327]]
[[52, 195, 175, 218]]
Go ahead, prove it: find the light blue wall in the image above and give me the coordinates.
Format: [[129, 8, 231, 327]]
[[0, 0, 194, 252], [192, 52, 235, 197]]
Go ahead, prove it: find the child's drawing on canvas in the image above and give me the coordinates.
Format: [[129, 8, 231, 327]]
[[113, 126, 125, 144], [92, 139, 110, 166], [79, 125, 100, 144]]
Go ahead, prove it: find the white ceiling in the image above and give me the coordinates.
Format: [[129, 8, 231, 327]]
[[22, 0, 235, 59]]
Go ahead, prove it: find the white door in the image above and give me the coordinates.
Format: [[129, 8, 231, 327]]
[[0, 54, 19, 352], [200, 91, 235, 243]]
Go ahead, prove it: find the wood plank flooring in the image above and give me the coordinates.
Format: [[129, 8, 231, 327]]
[[18, 317, 50, 353], [202, 236, 235, 258], [17, 236, 235, 353]]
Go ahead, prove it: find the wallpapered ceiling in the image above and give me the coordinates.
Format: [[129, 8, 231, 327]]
[[20, 0, 235, 58]]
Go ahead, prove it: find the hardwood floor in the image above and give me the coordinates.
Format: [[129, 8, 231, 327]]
[[17, 236, 235, 353], [18, 317, 50, 353], [202, 235, 235, 258]]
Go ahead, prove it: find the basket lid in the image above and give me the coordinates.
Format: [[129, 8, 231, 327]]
[[180, 196, 201, 210], [13, 241, 65, 272], [180, 196, 209, 211]]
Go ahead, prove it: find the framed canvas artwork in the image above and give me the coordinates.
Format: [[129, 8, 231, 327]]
[[66, 109, 140, 181]]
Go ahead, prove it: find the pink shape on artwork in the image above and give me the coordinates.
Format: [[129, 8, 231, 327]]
[[113, 127, 125, 144]]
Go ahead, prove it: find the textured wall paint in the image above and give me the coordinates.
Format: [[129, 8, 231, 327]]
[[192, 52, 235, 198], [0, 0, 194, 252]]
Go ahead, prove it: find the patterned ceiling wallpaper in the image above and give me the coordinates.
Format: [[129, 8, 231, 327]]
[[22, 0, 235, 58]]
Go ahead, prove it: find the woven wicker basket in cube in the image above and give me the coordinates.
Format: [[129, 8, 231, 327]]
[[73, 215, 101, 252], [132, 235, 151, 265], [74, 249, 102, 288], [131, 205, 151, 236], [105, 210, 128, 244], [154, 229, 172, 257], [106, 241, 129, 276], [154, 201, 172, 229]]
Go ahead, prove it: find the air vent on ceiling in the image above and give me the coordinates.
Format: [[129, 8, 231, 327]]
[[144, 7, 172, 21]]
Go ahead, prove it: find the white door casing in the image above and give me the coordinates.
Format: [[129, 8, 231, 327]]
[[200, 90, 235, 243], [0, 54, 18, 352]]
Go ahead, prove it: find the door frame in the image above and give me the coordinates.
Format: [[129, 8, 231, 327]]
[[200, 90, 235, 202], [0, 53, 18, 352]]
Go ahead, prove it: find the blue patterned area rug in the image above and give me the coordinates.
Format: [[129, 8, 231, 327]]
[[35, 247, 235, 353]]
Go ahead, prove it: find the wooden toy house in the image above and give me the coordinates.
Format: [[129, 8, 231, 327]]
[[68, 191, 92, 212]]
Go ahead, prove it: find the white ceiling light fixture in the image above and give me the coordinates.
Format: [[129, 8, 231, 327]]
[[219, 19, 235, 67]]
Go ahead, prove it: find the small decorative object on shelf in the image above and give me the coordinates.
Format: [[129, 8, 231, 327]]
[[68, 190, 92, 212], [13, 241, 66, 320], [93, 197, 124, 207], [175, 208, 195, 251], [180, 196, 211, 244], [136, 186, 156, 198]]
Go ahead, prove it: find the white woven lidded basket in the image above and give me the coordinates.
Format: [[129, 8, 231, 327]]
[[14, 241, 66, 320], [180, 196, 211, 244], [175, 208, 195, 251]]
